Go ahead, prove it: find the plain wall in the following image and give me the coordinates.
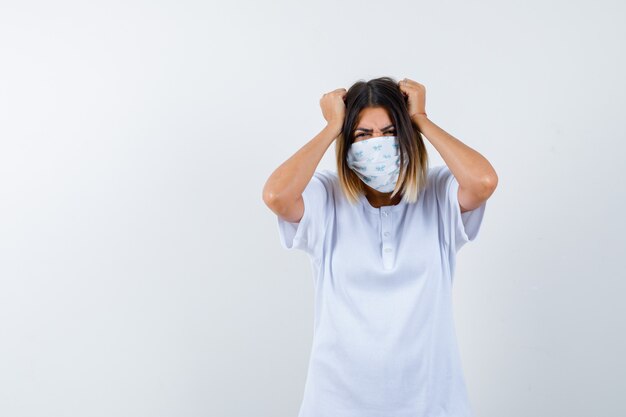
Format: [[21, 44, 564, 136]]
[[1, 0, 625, 416]]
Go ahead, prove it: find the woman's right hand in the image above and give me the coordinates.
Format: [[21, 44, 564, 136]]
[[320, 88, 347, 130]]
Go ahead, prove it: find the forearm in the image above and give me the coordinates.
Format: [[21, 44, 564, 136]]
[[412, 114, 498, 192], [263, 123, 341, 207]]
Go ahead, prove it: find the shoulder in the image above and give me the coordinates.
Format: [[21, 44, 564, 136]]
[[315, 168, 338, 180], [300, 169, 339, 206], [312, 169, 339, 190], [428, 164, 448, 179], [424, 165, 448, 190], [418, 165, 458, 206]]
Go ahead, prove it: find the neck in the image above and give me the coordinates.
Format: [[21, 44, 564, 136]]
[[364, 188, 402, 208]]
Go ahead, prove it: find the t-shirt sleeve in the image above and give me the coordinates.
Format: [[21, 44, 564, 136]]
[[434, 165, 487, 253], [276, 170, 333, 259]]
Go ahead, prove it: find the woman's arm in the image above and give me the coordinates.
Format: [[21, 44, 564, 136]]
[[262, 123, 341, 222], [398, 78, 498, 212], [262, 87, 347, 222], [413, 114, 498, 212]]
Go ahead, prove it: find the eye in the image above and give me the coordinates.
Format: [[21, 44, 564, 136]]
[[355, 129, 395, 138]]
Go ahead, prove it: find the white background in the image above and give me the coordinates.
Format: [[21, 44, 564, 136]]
[[1, 0, 625, 416]]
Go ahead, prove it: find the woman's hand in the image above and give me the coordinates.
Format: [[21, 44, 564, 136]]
[[320, 88, 347, 130], [398, 78, 427, 119]]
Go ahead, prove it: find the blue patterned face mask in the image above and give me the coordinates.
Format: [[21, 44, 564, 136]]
[[346, 135, 403, 193]]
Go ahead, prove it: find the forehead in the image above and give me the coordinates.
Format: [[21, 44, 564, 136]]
[[355, 106, 393, 128]]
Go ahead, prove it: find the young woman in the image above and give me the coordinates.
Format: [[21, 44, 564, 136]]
[[262, 76, 498, 417]]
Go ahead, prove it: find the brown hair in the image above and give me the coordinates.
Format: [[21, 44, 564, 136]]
[[335, 76, 429, 204]]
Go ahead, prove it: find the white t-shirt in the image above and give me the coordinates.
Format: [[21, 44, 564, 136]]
[[276, 165, 487, 417]]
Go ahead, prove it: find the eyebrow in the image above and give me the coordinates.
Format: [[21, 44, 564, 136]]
[[354, 124, 395, 133]]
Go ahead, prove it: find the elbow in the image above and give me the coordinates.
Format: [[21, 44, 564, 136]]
[[481, 172, 499, 197], [262, 185, 286, 211], [263, 190, 279, 208], [262, 185, 277, 206], [263, 191, 292, 217]]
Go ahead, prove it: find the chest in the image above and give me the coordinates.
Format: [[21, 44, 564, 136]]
[[328, 200, 445, 284]]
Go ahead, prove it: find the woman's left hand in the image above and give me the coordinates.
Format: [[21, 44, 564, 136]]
[[398, 78, 427, 119]]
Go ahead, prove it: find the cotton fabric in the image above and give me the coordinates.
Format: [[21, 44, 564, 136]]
[[346, 135, 404, 193], [276, 165, 487, 417]]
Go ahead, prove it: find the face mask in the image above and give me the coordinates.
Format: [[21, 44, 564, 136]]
[[346, 135, 404, 193]]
